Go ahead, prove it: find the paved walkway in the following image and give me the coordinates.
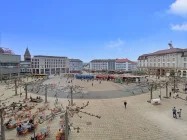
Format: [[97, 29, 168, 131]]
[[28, 76, 149, 99], [1, 77, 187, 140]]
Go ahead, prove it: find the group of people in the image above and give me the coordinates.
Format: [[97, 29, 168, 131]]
[[172, 107, 182, 119], [17, 118, 35, 134]]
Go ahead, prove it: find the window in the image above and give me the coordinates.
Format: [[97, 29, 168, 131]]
[[184, 58, 186, 61], [168, 63, 170, 67], [163, 59, 165, 62], [173, 58, 175, 61], [158, 63, 160, 67], [184, 63, 186, 68], [163, 63, 165, 67]]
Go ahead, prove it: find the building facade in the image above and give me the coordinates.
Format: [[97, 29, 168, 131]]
[[90, 59, 136, 71], [31, 55, 69, 74], [20, 47, 32, 73], [115, 59, 137, 71], [137, 42, 187, 77], [69, 59, 83, 72], [90, 59, 115, 71], [0, 47, 21, 78]]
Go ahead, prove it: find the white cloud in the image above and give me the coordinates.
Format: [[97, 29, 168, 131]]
[[171, 23, 187, 31], [106, 38, 125, 49], [168, 0, 187, 17]]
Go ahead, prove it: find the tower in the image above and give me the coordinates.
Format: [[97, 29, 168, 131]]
[[24, 47, 31, 61]]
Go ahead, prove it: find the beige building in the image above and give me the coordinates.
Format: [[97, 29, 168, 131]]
[[137, 42, 187, 77], [31, 55, 69, 75]]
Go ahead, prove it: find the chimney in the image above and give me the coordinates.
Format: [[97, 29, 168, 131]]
[[168, 41, 174, 49]]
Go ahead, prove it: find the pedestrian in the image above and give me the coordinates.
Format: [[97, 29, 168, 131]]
[[20, 92, 22, 97], [177, 109, 182, 118], [169, 92, 171, 97], [92, 83, 93, 87], [124, 101, 127, 109], [172, 107, 177, 119]]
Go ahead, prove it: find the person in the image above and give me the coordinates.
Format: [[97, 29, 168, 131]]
[[177, 109, 182, 118], [124, 101, 127, 109], [12, 102, 16, 110], [19, 104, 23, 111], [17, 125, 24, 134], [172, 107, 177, 119], [169, 92, 171, 97], [30, 96, 33, 101], [6, 118, 12, 127], [20, 92, 22, 97], [92, 83, 93, 87], [29, 118, 34, 124]]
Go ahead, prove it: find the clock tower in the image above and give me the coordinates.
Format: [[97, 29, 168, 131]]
[[24, 47, 31, 62]]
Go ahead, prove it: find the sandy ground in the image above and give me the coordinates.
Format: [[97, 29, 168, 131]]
[[1, 76, 187, 140]]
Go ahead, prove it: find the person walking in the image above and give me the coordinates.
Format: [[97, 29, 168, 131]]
[[124, 101, 127, 109], [177, 109, 182, 118], [172, 107, 177, 119], [169, 92, 171, 97], [92, 83, 93, 87]]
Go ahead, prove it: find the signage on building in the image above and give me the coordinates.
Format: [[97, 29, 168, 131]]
[[1, 48, 14, 54]]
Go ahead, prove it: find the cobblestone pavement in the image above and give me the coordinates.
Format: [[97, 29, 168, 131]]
[[1, 77, 187, 140]]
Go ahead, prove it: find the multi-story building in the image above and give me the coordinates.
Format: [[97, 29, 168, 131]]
[[115, 59, 137, 71], [0, 47, 21, 79], [20, 47, 32, 73], [31, 55, 69, 75], [137, 42, 187, 77], [90, 59, 136, 71], [90, 59, 115, 71], [83, 63, 90, 70], [69, 59, 83, 72]]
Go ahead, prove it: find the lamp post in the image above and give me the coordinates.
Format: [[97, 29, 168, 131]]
[[173, 71, 179, 93]]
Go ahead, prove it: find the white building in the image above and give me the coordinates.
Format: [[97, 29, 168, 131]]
[[31, 55, 69, 75], [90, 59, 136, 71], [90, 59, 115, 71], [137, 42, 187, 77], [69, 59, 83, 72], [115, 59, 137, 71]]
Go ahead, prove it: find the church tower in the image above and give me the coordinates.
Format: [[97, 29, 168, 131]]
[[24, 47, 31, 62]]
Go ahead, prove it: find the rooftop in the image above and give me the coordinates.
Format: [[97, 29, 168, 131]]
[[138, 43, 187, 60], [24, 47, 31, 56], [69, 59, 83, 62], [33, 55, 67, 58], [91, 59, 116, 62], [116, 58, 130, 63]]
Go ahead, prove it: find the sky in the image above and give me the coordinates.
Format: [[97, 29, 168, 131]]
[[0, 0, 187, 62]]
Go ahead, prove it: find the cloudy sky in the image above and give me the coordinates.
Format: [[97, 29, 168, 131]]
[[0, 0, 187, 62]]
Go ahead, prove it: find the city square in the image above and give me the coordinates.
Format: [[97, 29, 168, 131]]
[[0, 74, 187, 140], [1, 0, 187, 139]]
